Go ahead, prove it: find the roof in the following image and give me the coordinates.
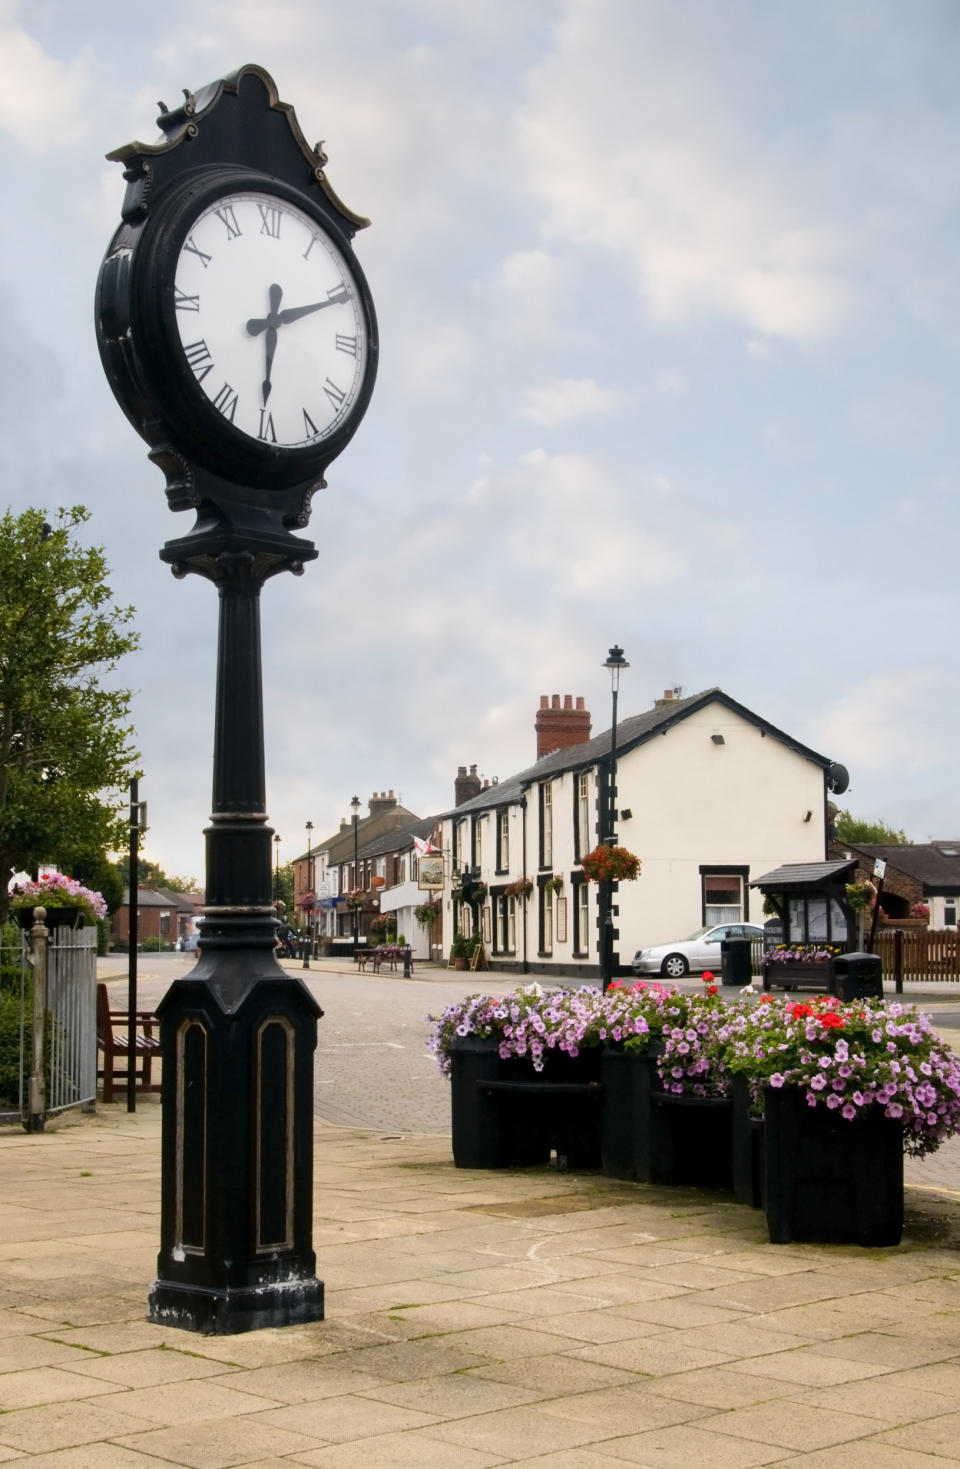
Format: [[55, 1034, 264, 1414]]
[[297, 804, 420, 864], [350, 816, 441, 863], [840, 842, 960, 895], [750, 860, 857, 892], [121, 887, 195, 911], [443, 688, 835, 818]]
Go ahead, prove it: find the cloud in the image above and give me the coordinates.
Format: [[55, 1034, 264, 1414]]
[[497, 250, 571, 340], [393, 323, 474, 397], [0, 3, 93, 152], [515, 0, 852, 340], [517, 377, 623, 427], [812, 672, 952, 775]]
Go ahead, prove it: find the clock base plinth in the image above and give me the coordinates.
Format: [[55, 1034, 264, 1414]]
[[148, 1275, 324, 1337]]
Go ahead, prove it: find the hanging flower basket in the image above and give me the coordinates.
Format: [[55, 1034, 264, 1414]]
[[503, 878, 533, 901], [580, 845, 641, 883], [370, 875, 386, 889], [545, 875, 564, 896], [9, 873, 106, 928], [414, 901, 441, 928]]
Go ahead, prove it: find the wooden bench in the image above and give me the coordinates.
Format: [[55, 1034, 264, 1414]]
[[96, 984, 162, 1103], [356, 946, 414, 974]]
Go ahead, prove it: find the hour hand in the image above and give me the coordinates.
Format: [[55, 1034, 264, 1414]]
[[262, 326, 277, 405]]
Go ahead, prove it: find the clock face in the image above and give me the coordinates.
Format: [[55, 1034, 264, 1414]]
[[173, 189, 369, 448]]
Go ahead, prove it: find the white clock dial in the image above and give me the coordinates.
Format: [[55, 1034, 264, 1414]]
[[173, 190, 368, 447]]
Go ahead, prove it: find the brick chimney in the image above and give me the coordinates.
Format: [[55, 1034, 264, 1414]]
[[368, 789, 398, 818], [454, 764, 482, 807], [654, 687, 683, 709], [536, 694, 591, 760]]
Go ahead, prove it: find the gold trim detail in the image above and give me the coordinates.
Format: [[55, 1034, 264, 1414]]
[[255, 1015, 295, 1252], [175, 1018, 208, 1255]]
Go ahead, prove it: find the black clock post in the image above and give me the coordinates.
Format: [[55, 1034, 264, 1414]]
[[95, 67, 378, 1334]]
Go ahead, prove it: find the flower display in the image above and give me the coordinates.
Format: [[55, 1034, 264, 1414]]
[[724, 994, 960, 1157], [580, 845, 641, 883], [765, 944, 841, 964], [9, 873, 107, 924], [428, 984, 616, 1077], [910, 902, 931, 919], [503, 878, 533, 900]]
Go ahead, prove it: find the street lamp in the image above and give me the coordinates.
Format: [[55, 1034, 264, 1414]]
[[302, 820, 313, 970], [273, 832, 281, 898], [350, 795, 361, 954], [601, 645, 629, 988]]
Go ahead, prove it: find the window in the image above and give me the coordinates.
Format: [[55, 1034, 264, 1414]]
[[495, 893, 517, 954], [474, 815, 483, 872], [497, 810, 510, 871], [540, 783, 553, 868], [702, 871, 744, 924], [376, 856, 386, 880], [945, 901, 957, 928], [159, 912, 170, 937], [576, 772, 591, 859], [575, 880, 590, 955], [540, 884, 553, 954]]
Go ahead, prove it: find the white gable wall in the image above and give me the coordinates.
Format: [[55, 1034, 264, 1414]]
[[615, 702, 826, 954]]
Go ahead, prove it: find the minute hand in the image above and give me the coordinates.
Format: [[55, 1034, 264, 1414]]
[[278, 291, 350, 325]]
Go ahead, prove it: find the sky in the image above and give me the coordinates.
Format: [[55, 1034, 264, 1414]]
[[2, 0, 959, 882]]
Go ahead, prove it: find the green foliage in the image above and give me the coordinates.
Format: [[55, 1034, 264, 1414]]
[[450, 932, 472, 960], [0, 507, 139, 920], [127, 858, 199, 894], [273, 860, 294, 910], [0, 988, 24, 1107], [834, 810, 911, 845]]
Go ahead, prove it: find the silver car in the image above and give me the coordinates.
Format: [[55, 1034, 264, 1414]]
[[632, 923, 764, 979]]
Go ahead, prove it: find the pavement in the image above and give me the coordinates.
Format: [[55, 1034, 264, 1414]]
[[0, 963, 956, 1466]]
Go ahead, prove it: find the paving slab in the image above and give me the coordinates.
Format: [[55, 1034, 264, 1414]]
[[0, 1105, 958, 1467]]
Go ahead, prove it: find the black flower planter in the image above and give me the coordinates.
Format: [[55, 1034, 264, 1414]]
[[763, 1085, 903, 1245], [601, 1046, 732, 1188], [11, 905, 84, 931], [449, 1036, 602, 1170]]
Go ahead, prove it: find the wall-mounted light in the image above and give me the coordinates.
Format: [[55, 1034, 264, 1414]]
[[711, 734, 725, 745], [621, 808, 632, 820]]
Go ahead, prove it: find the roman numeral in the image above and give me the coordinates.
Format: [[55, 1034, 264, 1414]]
[[325, 283, 350, 306], [183, 339, 214, 383], [258, 409, 277, 442], [303, 234, 320, 261], [175, 288, 200, 312], [214, 205, 242, 239], [302, 409, 320, 439], [183, 235, 212, 268], [258, 204, 283, 238], [322, 378, 346, 411], [335, 334, 358, 357], [211, 382, 239, 422]]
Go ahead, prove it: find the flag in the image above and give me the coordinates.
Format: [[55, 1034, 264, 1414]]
[[413, 836, 439, 856]]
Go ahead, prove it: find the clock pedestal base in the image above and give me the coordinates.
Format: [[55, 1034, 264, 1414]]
[[148, 970, 324, 1337]]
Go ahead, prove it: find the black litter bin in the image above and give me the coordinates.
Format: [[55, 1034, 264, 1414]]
[[830, 951, 883, 1002], [721, 938, 753, 987]]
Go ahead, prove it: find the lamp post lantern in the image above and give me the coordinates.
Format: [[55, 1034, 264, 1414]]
[[600, 645, 629, 988], [350, 795, 361, 953], [94, 66, 378, 1335]]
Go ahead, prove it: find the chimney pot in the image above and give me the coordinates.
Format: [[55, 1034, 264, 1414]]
[[552, 694, 561, 709], [563, 694, 573, 709]]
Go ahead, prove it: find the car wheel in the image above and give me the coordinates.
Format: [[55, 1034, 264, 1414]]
[[661, 954, 689, 978]]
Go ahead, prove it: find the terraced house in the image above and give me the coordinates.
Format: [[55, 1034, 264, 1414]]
[[439, 688, 848, 978]]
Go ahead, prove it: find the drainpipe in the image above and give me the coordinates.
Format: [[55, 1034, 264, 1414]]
[[520, 794, 529, 974]]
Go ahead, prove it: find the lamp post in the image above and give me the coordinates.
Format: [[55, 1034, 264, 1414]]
[[273, 833, 281, 898], [302, 821, 313, 970], [351, 795, 361, 954], [601, 645, 629, 988]]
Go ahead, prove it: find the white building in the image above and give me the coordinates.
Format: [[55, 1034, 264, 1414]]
[[438, 688, 847, 978]]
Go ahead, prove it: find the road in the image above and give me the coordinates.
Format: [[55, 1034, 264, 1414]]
[[100, 953, 960, 1191]]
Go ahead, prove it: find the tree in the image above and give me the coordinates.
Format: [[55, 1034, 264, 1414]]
[[0, 506, 139, 921], [273, 860, 293, 912], [834, 809, 911, 846]]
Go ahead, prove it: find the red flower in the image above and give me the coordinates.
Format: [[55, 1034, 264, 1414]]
[[759, 994, 775, 1005], [818, 1012, 845, 1029], [789, 1003, 813, 1019], [608, 979, 623, 990], [702, 971, 715, 984], [706, 985, 718, 996]]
